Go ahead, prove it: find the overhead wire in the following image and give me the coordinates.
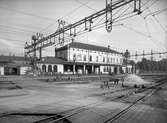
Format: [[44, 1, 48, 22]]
[[0, 6, 58, 22], [39, 0, 93, 33], [125, 0, 166, 51], [141, 1, 167, 33], [142, 0, 160, 12], [121, 24, 165, 50], [0, 24, 36, 34], [144, 8, 167, 18], [74, 0, 97, 12], [0, 29, 33, 35], [0, 37, 26, 43]]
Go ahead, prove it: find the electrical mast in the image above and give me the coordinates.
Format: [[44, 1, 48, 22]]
[[24, 0, 141, 71]]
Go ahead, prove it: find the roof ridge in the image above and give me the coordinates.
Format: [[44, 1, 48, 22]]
[[69, 42, 121, 54]]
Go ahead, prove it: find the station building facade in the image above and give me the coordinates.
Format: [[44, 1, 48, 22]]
[[37, 42, 126, 75]]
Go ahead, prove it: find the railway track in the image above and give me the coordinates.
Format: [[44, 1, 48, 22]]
[[103, 80, 166, 123], [0, 78, 165, 123], [31, 79, 165, 123], [31, 90, 135, 123], [0, 86, 135, 122]]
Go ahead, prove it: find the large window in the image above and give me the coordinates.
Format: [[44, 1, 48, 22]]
[[103, 57, 105, 62], [48, 65, 52, 72], [53, 65, 57, 72], [42, 65, 46, 72], [89, 55, 92, 61], [84, 55, 86, 61], [107, 57, 109, 63], [77, 54, 82, 61], [96, 56, 98, 62]]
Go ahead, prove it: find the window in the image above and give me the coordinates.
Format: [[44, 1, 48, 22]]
[[84, 55, 86, 61], [107, 66, 109, 72], [96, 56, 98, 62], [73, 54, 76, 61], [103, 67, 105, 72], [53, 65, 57, 72], [120, 58, 123, 63], [77, 54, 82, 61], [42, 65, 46, 72], [103, 67, 107, 72], [107, 58, 109, 63], [89, 55, 92, 61], [48, 65, 52, 72], [103, 57, 105, 62]]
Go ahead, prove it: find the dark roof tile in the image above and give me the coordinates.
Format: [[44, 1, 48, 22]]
[[56, 42, 121, 54]]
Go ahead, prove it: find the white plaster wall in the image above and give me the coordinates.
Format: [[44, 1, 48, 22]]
[[100, 66, 104, 73], [57, 64, 63, 73], [20, 66, 31, 75], [110, 66, 114, 73], [0, 67, 4, 75], [68, 47, 124, 65]]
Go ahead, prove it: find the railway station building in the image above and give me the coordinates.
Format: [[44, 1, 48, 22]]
[[37, 42, 128, 75], [0, 42, 133, 76]]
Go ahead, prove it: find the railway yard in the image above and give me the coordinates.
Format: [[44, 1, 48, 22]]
[[0, 74, 166, 123]]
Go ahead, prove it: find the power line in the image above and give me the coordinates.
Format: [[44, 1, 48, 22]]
[[121, 24, 166, 51], [39, 0, 93, 33], [113, 5, 131, 22], [0, 24, 37, 33], [144, 8, 167, 18], [122, 0, 165, 50], [0, 37, 25, 43], [0, 6, 58, 22], [75, 0, 97, 12], [142, 0, 160, 12], [0, 29, 33, 35], [141, 1, 167, 33]]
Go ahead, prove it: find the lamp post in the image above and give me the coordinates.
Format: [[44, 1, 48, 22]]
[[124, 49, 130, 74], [73, 55, 76, 75]]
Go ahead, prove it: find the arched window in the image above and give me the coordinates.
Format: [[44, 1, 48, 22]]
[[48, 65, 52, 72], [53, 65, 57, 72], [42, 65, 46, 72]]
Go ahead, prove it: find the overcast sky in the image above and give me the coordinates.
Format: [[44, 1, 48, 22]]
[[0, 0, 166, 60]]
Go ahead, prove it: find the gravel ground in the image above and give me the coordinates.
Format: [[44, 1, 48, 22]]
[[0, 75, 166, 123]]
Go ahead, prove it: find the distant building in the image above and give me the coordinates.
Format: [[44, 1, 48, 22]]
[[37, 42, 125, 75], [0, 55, 31, 75]]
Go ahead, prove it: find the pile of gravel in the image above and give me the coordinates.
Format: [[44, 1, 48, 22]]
[[124, 74, 150, 85]]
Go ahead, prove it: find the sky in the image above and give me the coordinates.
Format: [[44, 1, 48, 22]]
[[0, 0, 166, 61]]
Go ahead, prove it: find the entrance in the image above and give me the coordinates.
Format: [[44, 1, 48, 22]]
[[4, 67, 19, 75], [86, 65, 92, 74], [114, 67, 117, 74]]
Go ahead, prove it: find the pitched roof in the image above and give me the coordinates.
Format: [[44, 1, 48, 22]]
[[0, 55, 27, 62], [39, 57, 67, 64], [56, 42, 121, 54]]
